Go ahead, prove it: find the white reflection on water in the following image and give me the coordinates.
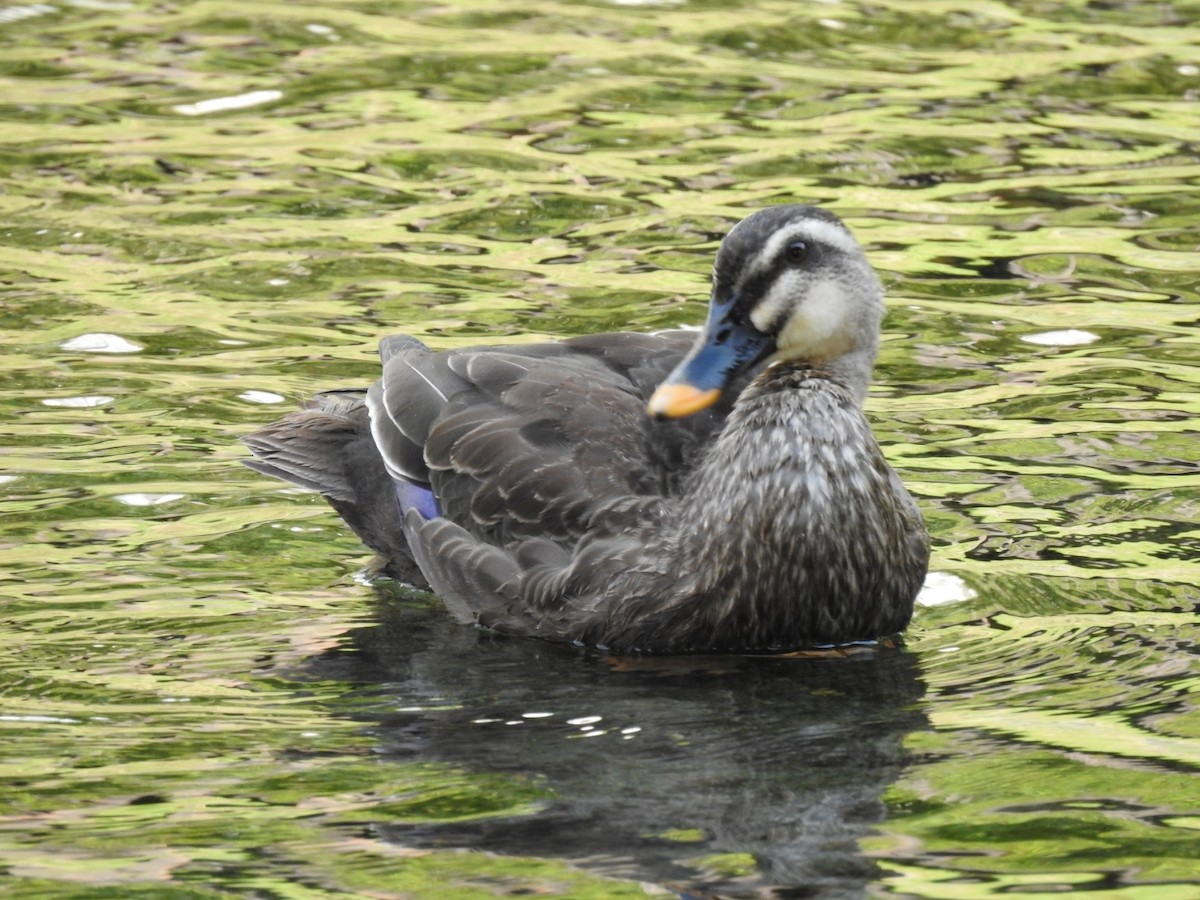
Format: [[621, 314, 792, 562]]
[[60, 333, 142, 353], [1021, 329, 1100, 346], [114, 493, 185, 506], [0, 5, 55, 26], [174, 90, 283, 116], [917, 571, 978, 607], [42, 395, 114, 408], [239, 390, 286, 404]]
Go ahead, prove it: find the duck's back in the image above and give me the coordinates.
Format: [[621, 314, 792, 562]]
[[244, 330, 741, 582]]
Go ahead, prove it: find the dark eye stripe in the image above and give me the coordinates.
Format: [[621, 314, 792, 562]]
[[732, 237, 834, 316], [734, 270, 775, 317]]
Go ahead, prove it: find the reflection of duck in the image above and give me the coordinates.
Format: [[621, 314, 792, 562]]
[[309, 588, 930, 898], [244, 205, 930, 653]]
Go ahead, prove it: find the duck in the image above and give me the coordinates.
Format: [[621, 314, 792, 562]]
[[243, 205, 930, 654]]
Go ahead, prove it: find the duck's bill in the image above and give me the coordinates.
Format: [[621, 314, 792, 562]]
[[647, 382, 722, 418], [647, 297, 773, 420]]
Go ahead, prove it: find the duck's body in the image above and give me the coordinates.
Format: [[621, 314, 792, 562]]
[[244, 206, 930, 654]]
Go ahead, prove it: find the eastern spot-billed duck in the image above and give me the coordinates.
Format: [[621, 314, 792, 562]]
[[243, 205, 930, 653]]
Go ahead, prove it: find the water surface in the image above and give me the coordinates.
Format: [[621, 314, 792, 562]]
[[0, 0, 1198, 897]]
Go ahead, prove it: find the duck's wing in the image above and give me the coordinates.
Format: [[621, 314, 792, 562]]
[[244, 329, 741, 619], [369, 330, 734, 548]]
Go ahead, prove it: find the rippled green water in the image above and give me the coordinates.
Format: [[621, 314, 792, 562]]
[[1, 0, 1197, 896]]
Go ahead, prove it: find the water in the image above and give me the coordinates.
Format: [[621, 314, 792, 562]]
[[1, 0, 1197, 896]]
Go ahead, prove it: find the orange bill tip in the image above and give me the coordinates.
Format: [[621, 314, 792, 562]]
[[646, 383, 722, 419]]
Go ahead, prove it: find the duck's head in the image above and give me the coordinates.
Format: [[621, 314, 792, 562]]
[[648, 205, 884, 419]]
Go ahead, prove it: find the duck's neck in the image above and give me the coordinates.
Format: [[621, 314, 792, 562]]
[[678, 360, 864, 542], [814, 346, 876, 406]]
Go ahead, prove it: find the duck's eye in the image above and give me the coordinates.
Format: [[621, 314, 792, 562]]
[[785, 241, 810, 264]]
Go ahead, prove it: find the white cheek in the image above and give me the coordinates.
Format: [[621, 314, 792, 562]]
[[776, 279, 850, 357]]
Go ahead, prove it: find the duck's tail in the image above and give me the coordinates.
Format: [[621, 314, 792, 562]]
[[241, 391, 429, 588]]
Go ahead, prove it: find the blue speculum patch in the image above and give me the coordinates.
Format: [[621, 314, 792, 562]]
[[395, 481, 439, 520]]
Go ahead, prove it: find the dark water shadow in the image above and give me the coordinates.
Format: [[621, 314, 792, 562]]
[[302, 584, 930, 899]]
